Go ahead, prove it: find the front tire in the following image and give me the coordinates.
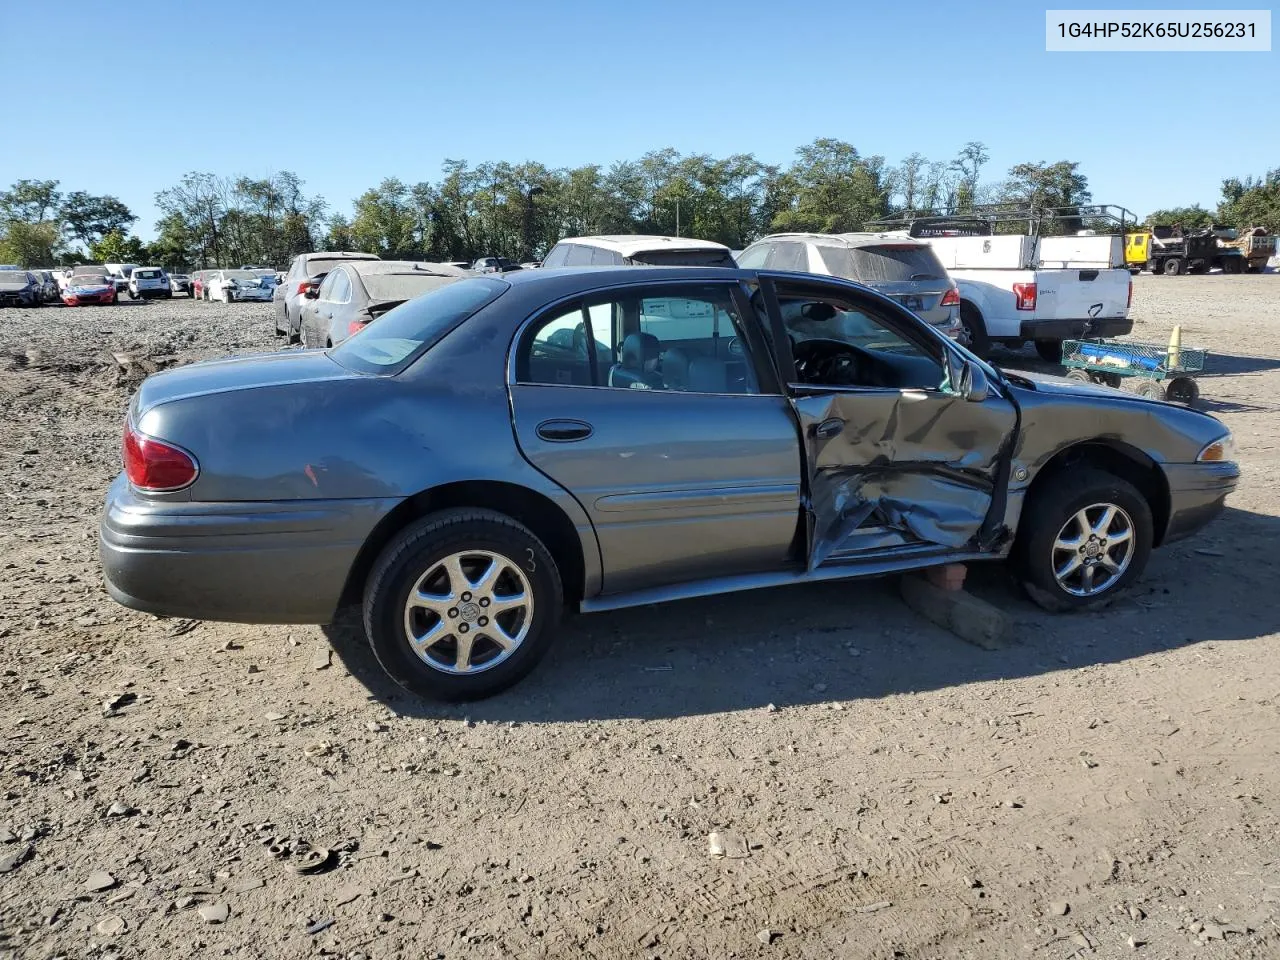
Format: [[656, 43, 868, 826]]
[[1163, 257, 1183, 276], [1014, 467, 1153, 612], [363, 509, 564, 701]]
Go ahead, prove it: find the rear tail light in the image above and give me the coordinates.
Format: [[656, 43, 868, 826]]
[[122, 421, 198, 491], [940, 287, 960, 307], [1127, 280, 1133, 308], [347, 320, 367, 336], [296, 281, 311, 295], [1013, 282, 1038, 311]]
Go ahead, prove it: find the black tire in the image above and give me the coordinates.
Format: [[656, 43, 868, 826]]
[[1014, 467, 1153, 612], [363, 509, 564, 701], [1034, 339, 1063, 363], [1133, 379, 1166, 401], [1165, 376, 1200, 405], [1163, 258, 1183, 276], [1064, 369, 1091, 384], [958, 302, 990, 359]]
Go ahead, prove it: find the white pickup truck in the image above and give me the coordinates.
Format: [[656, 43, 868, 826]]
[[907, 232, 1132, 361]]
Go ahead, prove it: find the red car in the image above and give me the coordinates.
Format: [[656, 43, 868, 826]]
[[62, 274, 118, 306]]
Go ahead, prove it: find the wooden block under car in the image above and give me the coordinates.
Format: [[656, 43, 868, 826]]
[[900, 572, 1011, 651]]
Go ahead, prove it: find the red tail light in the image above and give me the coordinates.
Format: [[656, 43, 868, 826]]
[[347, 320, 367, 336], [122, 422, 198, 491], [296, 281, 311, 295], [1012, 282, 1037, 311], [1127, 280, 1133, 308], [940, 287, 961, 307]]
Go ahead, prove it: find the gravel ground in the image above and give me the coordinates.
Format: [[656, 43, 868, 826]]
[[2, 277, 1279, 959]]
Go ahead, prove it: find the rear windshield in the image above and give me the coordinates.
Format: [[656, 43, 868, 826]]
[[330, 277, 507, 375], [627, 249, 736, 267], [363, 273, 461, 302], [0, 271, 28, 282], [135, 269, 163, 279], [817, 244, 947, 282], [306, 257, 373, 278]]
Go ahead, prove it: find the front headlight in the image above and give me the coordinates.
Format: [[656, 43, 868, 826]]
[[1198, 433, 1236, 463]]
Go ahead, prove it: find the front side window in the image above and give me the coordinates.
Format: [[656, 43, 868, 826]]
[[734, 244, 769, 269], [564, 245, 593, 267], [541, 244, 570, 268], [775, 283, 943, 391], [766, 242, 808, 272], [518, 284, 764, 395]]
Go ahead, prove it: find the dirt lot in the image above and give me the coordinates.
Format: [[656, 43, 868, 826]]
[[2, 276, 1279, 960]]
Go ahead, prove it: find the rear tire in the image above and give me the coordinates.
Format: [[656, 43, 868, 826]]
[[1164, 376, 1199, 405], [958, 302, 990, 359], [1133, 379, 1166, 400], [363, 509, 564, 701], [1034, 339, 1063, 364], [1014, 467, 1153, 612]]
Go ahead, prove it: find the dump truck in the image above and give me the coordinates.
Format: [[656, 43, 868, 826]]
[[1219, 226, 1276, 273], [1126, 225, 1260, 275]]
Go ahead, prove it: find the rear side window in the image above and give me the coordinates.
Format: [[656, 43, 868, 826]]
[[330, 277, 507, 375], [818, 244, 947, 282], [590, 247, 621, 265], [765, 243, 808, 272], [627, 248, 736, 267]]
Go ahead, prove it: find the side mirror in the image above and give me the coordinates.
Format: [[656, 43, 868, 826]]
[[959, 360, 989, 402]]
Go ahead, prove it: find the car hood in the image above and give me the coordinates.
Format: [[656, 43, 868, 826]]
[[1003, 367, 1153, 402], [133, 350, 356, 418]]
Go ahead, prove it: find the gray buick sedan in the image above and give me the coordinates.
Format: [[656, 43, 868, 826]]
[[101, 267, 1239, 700]]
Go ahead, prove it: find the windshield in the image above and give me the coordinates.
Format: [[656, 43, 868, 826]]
[[818, 244, 947, 283], [628, 249, 736, 267], [362, 273, 461, 302], [331, 277, 506, 376], [0, 271, 28, 283]]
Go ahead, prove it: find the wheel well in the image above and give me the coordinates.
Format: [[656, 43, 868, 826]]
[[338, 481, 587, 608], [1022, 441, 1171, 545]]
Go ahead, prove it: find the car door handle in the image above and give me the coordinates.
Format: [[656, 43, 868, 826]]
[[813, 417, 845, 439], [536, 419, 593, 442]]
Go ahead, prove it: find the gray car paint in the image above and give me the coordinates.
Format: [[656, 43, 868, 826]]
[[101, 266, 1237, 626]]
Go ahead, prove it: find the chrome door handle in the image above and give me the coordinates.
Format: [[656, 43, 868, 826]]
[[814, 417, 845, 439]]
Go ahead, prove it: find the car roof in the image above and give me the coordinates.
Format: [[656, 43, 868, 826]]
[[302, 251, 379, 262], [751, 232, 929, 249], [553, 235, 732, 255]]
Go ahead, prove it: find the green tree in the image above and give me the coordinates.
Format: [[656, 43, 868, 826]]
[[89, 229, 148, 264], [1143, 205, 1215, 229], [60, 192, 136, 249], [0, 179, 63, 223], [769, 138, 894, 233], [1219, 170, 1280, 234], [0, 221, 59, 267], [997, 160, 1091, 209]]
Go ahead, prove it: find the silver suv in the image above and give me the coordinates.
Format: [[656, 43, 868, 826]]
[[736, 233, 962, 339]]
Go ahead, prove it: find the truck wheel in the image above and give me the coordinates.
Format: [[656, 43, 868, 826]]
[[1014, 467, 1153, 612], [1034, 340, 1063, 363], [1164, 376, 1199, 405], [363, 509, 564, 701], [959, 303, 990, 359], [1163, 258, 1183, 276]]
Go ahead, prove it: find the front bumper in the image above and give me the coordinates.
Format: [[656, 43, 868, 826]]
[[99, 475, 401, 624], [1161, 460, 1239, 544], [1020, 317, 1134, 341]]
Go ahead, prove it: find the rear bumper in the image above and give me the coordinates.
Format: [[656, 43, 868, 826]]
[[1161, 461, 1239, 544], [99, 474, 401, 624], [1020, 317, 1133, 341]]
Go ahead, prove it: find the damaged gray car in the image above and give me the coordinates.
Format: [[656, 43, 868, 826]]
[[100, 267, 1239, 700]]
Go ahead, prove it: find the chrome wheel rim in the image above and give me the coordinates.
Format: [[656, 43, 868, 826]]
[[1051, 502, 1135, 597], [402, 550, 533, 675]]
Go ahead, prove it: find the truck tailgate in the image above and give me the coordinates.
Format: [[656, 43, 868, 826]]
[[1035, 267, 1130, 321]]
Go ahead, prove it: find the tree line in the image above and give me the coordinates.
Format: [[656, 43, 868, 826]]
[[3, 139, 1279, 270]]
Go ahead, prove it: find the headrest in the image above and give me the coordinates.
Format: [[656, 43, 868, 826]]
[[621, 332, 660, 369]]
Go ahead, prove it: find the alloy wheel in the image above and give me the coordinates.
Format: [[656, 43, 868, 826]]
[[1051, 502, 1135, 597], [402, 550, 533, 675]]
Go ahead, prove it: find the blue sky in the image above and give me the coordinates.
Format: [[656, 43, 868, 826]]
[[3, 0, 1274, 238]]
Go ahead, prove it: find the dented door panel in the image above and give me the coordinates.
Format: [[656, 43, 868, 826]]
[[793, 388, 1018, 568]]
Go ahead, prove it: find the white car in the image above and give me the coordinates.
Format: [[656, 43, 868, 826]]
[[128, 266, 171, 300], [540, 235, 737, 268], [208, 269, 275, 303]]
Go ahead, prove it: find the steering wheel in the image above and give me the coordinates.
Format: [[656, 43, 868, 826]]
[[791, 337, 866, 385]]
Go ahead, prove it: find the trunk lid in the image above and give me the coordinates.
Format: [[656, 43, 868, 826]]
[[133, 350, 355, 419]]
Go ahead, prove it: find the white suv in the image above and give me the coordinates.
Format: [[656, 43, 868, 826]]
[[128, 267, 171, 300]]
